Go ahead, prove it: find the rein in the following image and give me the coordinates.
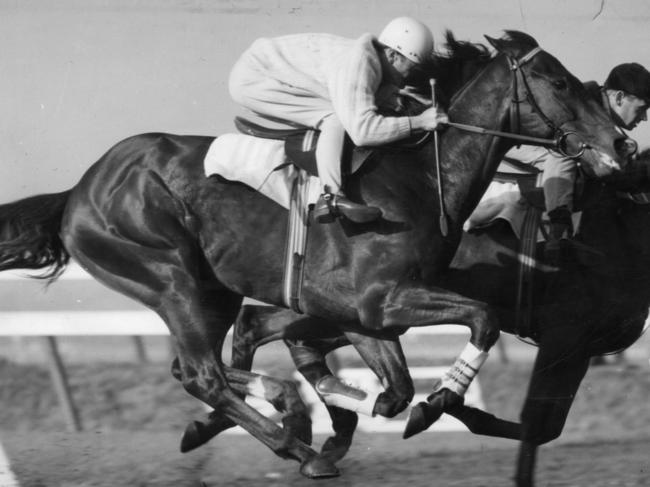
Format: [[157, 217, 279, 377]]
[[444, 121, 585, 157]]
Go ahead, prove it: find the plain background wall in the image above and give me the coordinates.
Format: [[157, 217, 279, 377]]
[[2, 0, 650, 201]]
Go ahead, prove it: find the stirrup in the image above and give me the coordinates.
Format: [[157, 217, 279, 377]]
[[313, 193, 338, 224], [313, 193, 382, 224]]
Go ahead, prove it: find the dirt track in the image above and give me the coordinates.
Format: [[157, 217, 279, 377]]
[[3, 431, 649, 486], [2, 354, 649, 486]]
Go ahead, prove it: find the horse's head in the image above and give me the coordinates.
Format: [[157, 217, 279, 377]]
[[483, 31, 630, 177]]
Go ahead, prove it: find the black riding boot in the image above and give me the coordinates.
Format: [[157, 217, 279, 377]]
[[544, 206, 573, 265], [313, 192, 382, 224]]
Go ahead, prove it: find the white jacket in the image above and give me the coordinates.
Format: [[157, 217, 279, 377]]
[[229, 33, 412, 146]]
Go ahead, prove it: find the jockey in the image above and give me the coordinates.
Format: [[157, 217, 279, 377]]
[[505, 62, 650, 261], [228, 17, 448, 224]]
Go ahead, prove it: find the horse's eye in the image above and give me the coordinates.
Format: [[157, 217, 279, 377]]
[[553, 79, 568, 90]]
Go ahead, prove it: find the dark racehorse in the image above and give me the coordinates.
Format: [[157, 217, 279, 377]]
[[0, 31, 630, 478], [223, 158, 650, 486]]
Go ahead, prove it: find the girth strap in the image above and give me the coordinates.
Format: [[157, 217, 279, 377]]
[[514, 203, 542, 338], [282, 170, 314, 313]]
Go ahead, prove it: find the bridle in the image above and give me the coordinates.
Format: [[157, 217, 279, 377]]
[[444, 46, 590, 158], [431, 44, 592, 237]]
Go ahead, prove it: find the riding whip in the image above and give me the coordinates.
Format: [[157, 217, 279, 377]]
[[430, 79, 449, 237]]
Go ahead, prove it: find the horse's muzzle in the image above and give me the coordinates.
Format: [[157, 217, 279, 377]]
[[615, 136, 638, 159]]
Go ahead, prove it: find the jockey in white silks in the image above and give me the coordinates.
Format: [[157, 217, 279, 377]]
[[228, 17, 448, 224], [468, 63, 650, 264]]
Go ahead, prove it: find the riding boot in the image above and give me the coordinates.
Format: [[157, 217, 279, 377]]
[[313, 191, 382, 224], [313, 115, 382, 224], [545, 206, 573, 265]]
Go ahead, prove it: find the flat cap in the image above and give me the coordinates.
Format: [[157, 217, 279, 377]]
[[604, 62, 650, 104]]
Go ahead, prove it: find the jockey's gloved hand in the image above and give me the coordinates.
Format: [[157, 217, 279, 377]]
[[410, 106, 449, 132]]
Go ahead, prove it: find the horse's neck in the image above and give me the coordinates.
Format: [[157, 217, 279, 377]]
[[367, 62, 513, 227], [439, 71, 513, 224]]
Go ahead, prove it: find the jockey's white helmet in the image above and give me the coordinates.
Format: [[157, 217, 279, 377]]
[[378, 17, 434, 64]]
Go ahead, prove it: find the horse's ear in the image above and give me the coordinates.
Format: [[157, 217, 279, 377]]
[[484, 35, 501, 51]]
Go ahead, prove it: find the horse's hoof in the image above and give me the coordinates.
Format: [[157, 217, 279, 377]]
[[320, 437, 351, 463], [403, 402, 442, 439], [299, 456, 340, 479], [180, 421, 209, 453]]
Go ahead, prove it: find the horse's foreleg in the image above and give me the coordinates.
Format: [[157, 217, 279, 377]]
[[447, 404, 521, 440], [337, 330, 414, 418], [515, 442, 537, 487], [363, 282, 500, 437], [513, 329, 590, 486]]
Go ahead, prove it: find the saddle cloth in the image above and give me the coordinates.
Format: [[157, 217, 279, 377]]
[[465, 180, 581, 241], [203, 133, 321, 209], [464, 181, 530, 238]]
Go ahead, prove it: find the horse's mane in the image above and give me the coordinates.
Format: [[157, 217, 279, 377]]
[[430, 30, 491, 74], [412, 30, 538, 110]]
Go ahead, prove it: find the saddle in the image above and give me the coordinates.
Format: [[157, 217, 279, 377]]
[[234, 116, 430, 177], [232, 116, 430, 313], [234, 116, 368, 177]]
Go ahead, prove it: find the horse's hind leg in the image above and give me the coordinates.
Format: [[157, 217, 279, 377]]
[[158, 284, 337, 475], [67, 240, 334, 476], [232, 305, 360, 461], [285, 337, 359, 463], [182, 305, 359, 463], [180, 305, 360, 463], [171, 357, 236, 452], [174, 361, 314, 456], [179, 304, 317, 453]]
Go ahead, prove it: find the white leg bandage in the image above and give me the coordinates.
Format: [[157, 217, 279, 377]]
[[315, 375, 380, 417], [245, 375, 267, 399], [438, 342, 489, 396]]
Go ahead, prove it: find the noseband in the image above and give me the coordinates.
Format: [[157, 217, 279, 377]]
[[445, 46, 589, 158]]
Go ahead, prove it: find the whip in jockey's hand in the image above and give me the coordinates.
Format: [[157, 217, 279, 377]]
[[411, 105, 449, 132], [228, 16, 446, 224]]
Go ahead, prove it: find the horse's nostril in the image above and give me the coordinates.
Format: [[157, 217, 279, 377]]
[[615, 137, 638, 158]]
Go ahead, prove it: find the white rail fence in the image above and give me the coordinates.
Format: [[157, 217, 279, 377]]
[[0, 263, 506, 433], [0, 441, 20, 487]]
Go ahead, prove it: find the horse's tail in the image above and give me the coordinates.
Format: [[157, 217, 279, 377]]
[[0, 190, 72, 281]]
